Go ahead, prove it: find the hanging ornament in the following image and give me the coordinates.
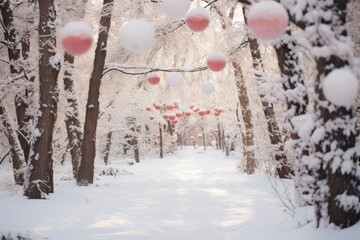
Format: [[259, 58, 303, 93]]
[[207, 51, 227, 72], [202, 81, 215, 95], [166, 105, 174, 111], [184, 111, 191, 117], [147, 74, 160, 85], [172, 119, 178, 125], [161, 0, 191, 19], [197, 134, 203, 139], [163, 113, 170, 120], [323, 68, 358, 108], [149, 116, 155, 121], [119, 18, 155, 54], [169, 114, 176, 121], [60, 21, 93, 56], [198, 109, 206, 117], [145, 107, 152, 112], [247, 1, 289, 41], [153, 102, 162, 110], [185, 7, 210, 32], [175, 111, 183, 118], [167, 72, 183, 87]]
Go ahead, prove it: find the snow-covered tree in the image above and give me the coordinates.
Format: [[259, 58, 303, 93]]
[[24, 0, 61, 199]]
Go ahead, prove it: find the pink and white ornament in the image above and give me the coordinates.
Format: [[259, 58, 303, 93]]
[[207, 51, 227, 72], [60, 21, 93, 56], [185, 7, 210, 32], [247, 1, 289, 41]]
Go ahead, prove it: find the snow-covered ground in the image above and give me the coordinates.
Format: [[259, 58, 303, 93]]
[[0, 147, 359, 239]]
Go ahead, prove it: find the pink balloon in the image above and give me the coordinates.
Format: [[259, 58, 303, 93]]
[[207, 51, 227, 72], [247, 2, 289, 41], [148, 75, 160, 85], [186, 7, 209, 32], [62, 36, 92, 56]]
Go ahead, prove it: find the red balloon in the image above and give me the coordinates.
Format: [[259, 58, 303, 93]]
[[207, 58, 226, 72], [166, 105, 174, 111], [214, 112, 220, 117], [169, 115, 176, 121], [148, 75, 160, 85], [149, 116, 155, 121], [205, 110, 211, 115], [197, 134, 203, 139], [62, 36, 92, 56], [190, 105, 194, 109], [145, 107, 151, 112], [184, 112, 191, 117], [172, 119, 178, 125], [163, 114, 170, 120], [176, 112, 183, 118], [153, 104, 162, 110], [190, 136, 195, 141], [247, 2, 289, 41], [186, 7, 209, 32], [199, 111, 205, 117]]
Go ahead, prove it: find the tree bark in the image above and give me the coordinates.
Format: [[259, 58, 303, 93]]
[[0, 104, 26, 185], [232, 61, 256, 174], [0, 1, 28, 180], [275, 34, 311, 206], [291, 0, 360, 228], [63, 53, 83, 178], [103, 131, 112, 165], [159, 124, 163, 159], [242, 6, 290, 178], [24, 0, 60, 199], [77, 0, 114, 186]]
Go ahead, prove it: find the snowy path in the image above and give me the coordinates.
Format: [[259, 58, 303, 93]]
[[1, 147, 359, 240]]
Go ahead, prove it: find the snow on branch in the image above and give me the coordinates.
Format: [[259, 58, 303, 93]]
[[102, 64, 207, 77]]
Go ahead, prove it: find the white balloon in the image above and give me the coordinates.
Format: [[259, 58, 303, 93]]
[[188, 116, 196, 125], [162, 0, 191, 19], [202, 81, 215, 95], [323, 68, 358, 108], [167, 72, 183, 87], [119, 19, 155, 54]]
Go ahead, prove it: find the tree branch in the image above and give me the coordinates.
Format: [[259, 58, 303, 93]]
[[102, 65, 207, 77], [0, 149, 10, 165]]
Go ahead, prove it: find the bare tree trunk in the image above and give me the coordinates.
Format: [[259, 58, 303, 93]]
[[0, 0, 35, 164], [77, 0, 114, 186], [242, 6, 290, 178], [217, 122, 222, 150], [167, 120, 173, 136], [159, 124, 163, 158], [24, 0, 60, 199], [103, 131, 112, 165], [63, 53, 83, 178], [232, 61, 256, 174], [15, 1, 35, 164], [0, 104, 26, 185]]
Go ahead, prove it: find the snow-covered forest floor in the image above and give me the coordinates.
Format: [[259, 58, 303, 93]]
[[0, 147, 359, 240]]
